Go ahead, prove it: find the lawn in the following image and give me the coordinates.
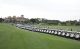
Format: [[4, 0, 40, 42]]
[[0, 23, 80, 49], [37, 24, 80, 32]]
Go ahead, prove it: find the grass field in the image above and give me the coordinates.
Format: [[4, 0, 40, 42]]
[[0, 23, 80, 49], [37, 24, 80, 32]]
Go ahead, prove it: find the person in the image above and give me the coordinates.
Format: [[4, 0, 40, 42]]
[[71, 28, 72, 31]]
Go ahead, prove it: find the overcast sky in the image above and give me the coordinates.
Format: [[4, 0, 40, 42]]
[[0, 0, 80, 21]]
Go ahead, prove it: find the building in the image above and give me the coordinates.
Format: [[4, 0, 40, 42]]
[[4, 15, 27, 23]]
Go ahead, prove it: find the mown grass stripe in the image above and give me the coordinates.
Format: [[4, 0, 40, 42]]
[[0, 23, 80, 49]]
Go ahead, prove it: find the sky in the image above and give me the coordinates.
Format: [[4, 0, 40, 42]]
[[0, 0, 80, 21]]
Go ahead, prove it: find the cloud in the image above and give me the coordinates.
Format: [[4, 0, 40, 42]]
[[0, 0, 80, 21]]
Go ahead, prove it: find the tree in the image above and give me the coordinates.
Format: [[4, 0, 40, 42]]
[[8, 16, 12, 22], [66, 20, 77, 26], [30, 18, 36, 24], [66, 21, 71, 26], [30, 18, 40, 24], [24, 18, 30, 24], [61, 22, 66, 26], [41, 18, 47, 23], [21, 15, 24, 18], [12, 16, 16, 23], [75, 22, 80, 26], [0, 18, 4, 22]]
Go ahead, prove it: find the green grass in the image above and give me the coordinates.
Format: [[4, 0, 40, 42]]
[[37, 24, 80, 32], [49, 25, 80, 31], [0, 23, 80, 49]]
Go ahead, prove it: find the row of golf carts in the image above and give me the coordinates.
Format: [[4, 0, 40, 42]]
[[16, 24, 80, 40]]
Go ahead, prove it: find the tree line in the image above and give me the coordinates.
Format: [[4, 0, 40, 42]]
[[0, 15, 80, 26]]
